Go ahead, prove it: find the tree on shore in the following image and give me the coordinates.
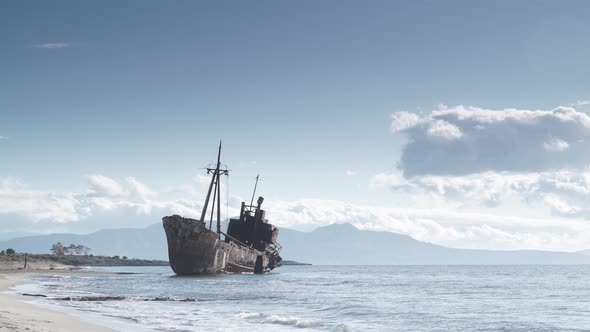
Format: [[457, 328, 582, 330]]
[[50, 242, 91, 256], [51, 242, 66, 255], [0, 250, 5, 256], [71, 244, 91, 255], [5, 248, 15, 255]]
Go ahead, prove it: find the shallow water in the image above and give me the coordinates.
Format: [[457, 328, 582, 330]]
[[20, 265, 590, 331]]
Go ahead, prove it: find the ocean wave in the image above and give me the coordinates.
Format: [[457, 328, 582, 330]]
[[238, 312, 263, 319], [264, 315, 320, 328]]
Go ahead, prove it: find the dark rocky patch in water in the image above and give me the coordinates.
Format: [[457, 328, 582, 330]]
[[53, 295, 202, 302]]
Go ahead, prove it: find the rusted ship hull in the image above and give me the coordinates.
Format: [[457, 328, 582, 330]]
[[163, 215, 281, 275]]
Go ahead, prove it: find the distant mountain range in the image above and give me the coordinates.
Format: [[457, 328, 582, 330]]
[[2, 222, 590, 265], [0, 232, 40, 241], [279, 224, 590, 264], [0, 223, 168, 260]]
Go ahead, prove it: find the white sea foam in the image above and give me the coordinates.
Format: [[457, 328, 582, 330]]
[[264, 315, 320, 328], [334, 323, 352, 332], [238, 312, 263, 319], [11, 282, 45, 294]]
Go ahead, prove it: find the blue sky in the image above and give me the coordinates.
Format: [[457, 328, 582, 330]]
[[2, 1, 590, 250]]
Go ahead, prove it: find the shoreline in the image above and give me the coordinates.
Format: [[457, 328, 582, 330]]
[[0, 272, 117, 332]]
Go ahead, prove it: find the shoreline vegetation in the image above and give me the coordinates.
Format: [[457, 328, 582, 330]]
[[0, 252, 309, 271], [1, 242, 170, 274], [0, 253, 169, 271], [29, 254, 169, 267]]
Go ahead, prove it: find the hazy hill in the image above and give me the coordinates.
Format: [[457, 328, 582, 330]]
[[2, 222, 590, 264], [279, 223, 590, 265], [0, 232, 40, 241], [0, 223, 168, 260]]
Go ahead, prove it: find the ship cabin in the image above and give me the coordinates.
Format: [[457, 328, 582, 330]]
[[225, 196, 279, 251]]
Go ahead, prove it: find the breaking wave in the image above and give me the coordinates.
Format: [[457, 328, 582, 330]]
[[238, 311, 322, 329], [238, 312, 263, 319], [264, 314, 321, 328]]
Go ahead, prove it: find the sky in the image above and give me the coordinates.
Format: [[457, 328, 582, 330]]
[[2, 1, 590, 251]]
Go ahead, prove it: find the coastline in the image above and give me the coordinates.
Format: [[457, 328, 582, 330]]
[[0, 272, 115, 332]]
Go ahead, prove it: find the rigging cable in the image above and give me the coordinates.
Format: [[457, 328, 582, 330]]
[[225, 169, 229, 225]]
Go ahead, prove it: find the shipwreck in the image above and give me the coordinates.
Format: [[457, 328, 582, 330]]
[[162, 142, 282, 275]]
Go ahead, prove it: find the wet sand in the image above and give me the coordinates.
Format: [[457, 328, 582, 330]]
[[0, 272, 114, 332]]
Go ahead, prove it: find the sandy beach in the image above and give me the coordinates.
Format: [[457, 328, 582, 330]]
[[0, 272, 114, 332]]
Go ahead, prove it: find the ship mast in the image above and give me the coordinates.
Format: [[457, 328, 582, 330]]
[[199, 141, 229, 237], [249, 174, 259, 208]]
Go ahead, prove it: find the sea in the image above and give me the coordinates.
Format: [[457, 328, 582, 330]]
[[13, 265, 590, 331]]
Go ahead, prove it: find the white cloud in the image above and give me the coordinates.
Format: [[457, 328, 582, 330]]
[[544, 138, 570, 152], [382, 104, 590, 224], [0, 178, 87, 222], [125, 176, 156, 200], [543, 194, 580, 216], [345, 169, 359, 176], [193, 174, 212, 187], [426, 119, 463, 140], [570, 100, 590, 107], [32, 42, 71, 49], [432, 105, 590, 126], [87, 175, 126, 197], [0, 136, 7, 140], [372, 167, 590, 220], [85, 175, 201, 217], [371, 172, 407, 187], [373, 170, 536, 207], [390, 105, 590, 176], [266, 198, 590, 251], [390, 111, 422, 131], [0, 175, 205, 228]]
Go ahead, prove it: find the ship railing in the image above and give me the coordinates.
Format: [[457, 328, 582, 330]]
[[243, 204, 259, 214], [221, 230, 282, 255], [266, 242, 282, 254]]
